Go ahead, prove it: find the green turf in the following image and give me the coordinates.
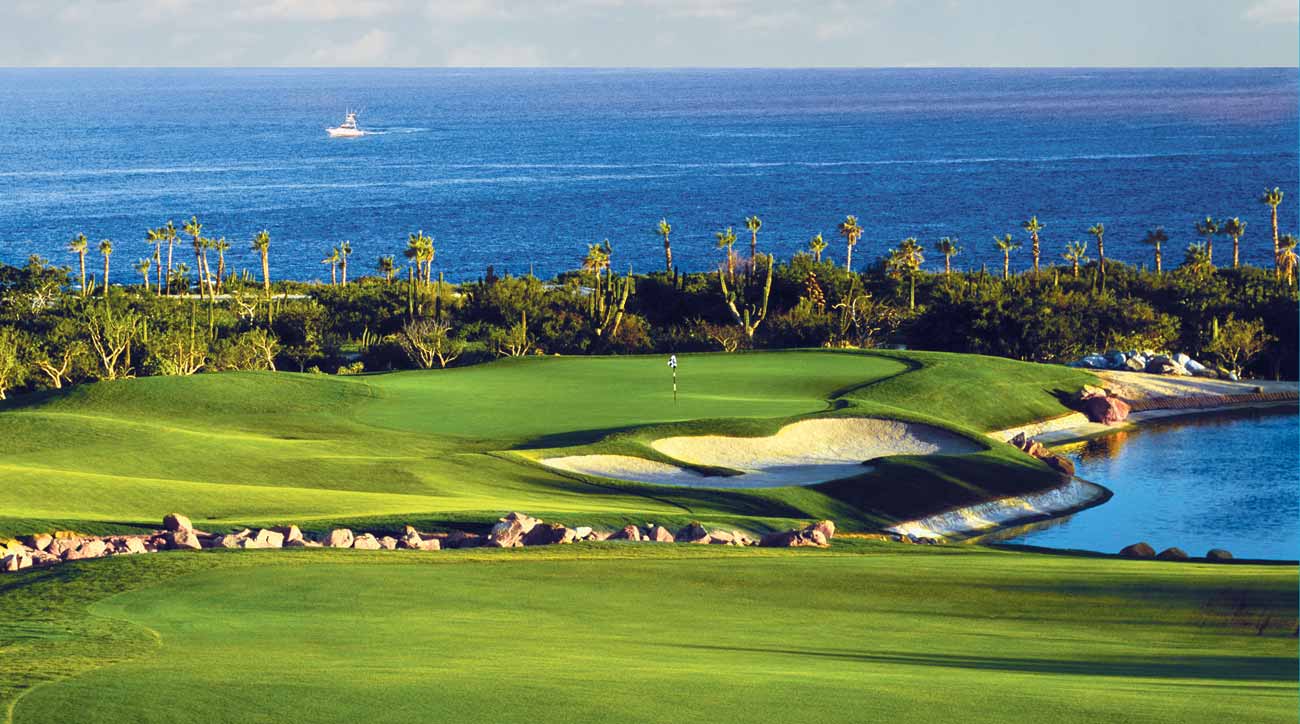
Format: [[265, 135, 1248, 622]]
[[3, 545, 1294, 724], [0, 350, 1096, 538]]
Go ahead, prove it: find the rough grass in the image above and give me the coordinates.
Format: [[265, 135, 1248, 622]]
[[0, 350, 1095, 537], [2, 545, 1294, 724]]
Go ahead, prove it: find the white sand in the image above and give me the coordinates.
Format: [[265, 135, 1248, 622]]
[[885, 479, 1109, 540], [1092, 370, 1297, 400], [541, 418, 982, 488]]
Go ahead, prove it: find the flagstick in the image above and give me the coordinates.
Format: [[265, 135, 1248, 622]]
[[673, 369, 678, 402]]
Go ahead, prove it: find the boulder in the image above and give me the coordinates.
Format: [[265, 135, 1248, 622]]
[[23, 533, 53, 552], [1119, 542, 1155, 559], [399, 532, 424, 550], [647, 525, 675, 543], [1123, 356, 1147, 372], [163, 513, 194, 532], [522, 523, 577, 546], [759, 529, 828, 548], [237, 538, 263, 549], [273, 525, 304, 544], [2, 552, 32, 571], [418, 538, 442, 551], [1104, 351, 1127, 369], [1044, 454, 1076, 477], [609, 525, 643, 542], [253, 529, 285, 548], [118, 537, 148, 555], [1074, 384, 1108, 403], [378, 536, 398, 550], [1206, 548, 1234, 562], [811, 521, 836, 540], [1156, 547, 1189, 561], [68, 539, 109, 560], [707, 530, 736, 545], [487, 512, 542, 548], [1172, 352, 1191, 367], [30, 550, 60, 567], [1078, 354, 1108, 369], [1192, 366, 1220, 379], [676, 522, 710, 544], [212, 535, 242, 549], [444, 530, 483, 549], [164, 529, 201, 551], [47, 538, 81, 558], [352, 534, 381, 550], [1145, 355, 1176, 375], [587, 530, 612, 542], [1183, 358, 1207, 374], [1082, 395, 1131, 425], [572, 526, 594, 540], [323, 529, 355, 548]]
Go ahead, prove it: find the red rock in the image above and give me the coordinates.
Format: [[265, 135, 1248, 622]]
[[1156, 547, 1189, 561], [1082, 396, 1131, 425], [1119, 542, 1155, 559], [487, 512, 542, 548]]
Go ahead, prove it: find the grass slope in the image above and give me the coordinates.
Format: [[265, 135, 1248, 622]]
[[0, 350, 1095, 537], [3, 545, 1295, 724]]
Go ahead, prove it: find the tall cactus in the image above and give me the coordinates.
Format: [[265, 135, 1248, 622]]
[[589, 265, 633, 341], [718, 253, 773, 339]]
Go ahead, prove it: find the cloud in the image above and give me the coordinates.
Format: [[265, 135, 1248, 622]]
[[1245, 0, 1299, 25], [424, 0, 515, 22], [309, 28, 394, 65], [444, 43, 544, 66], [235, 0, 396, 21]]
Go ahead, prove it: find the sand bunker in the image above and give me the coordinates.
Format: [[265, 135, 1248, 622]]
[[542, 418, 982, 488]]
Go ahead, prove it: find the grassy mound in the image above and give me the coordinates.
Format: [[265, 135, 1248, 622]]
[[3, 545, 1295, 723], [0, 350, 1094, 537]]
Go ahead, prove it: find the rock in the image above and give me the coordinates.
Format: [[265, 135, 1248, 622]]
[[164, 530, 202, 551], [237, 538, 263, 549], [1119, 542, 1155, 559], [1123, 356, 1147, 372], [47, 538, 80, 558], [1183, 358, 1207, 374], [758, 528, 829, 548], [118, 537, 148, 555], [212, 535, 242, 548], [1192, 366, 1220, 379], [324, 529, 355, 548], [647, 525, 675, 543], [163, 513, 194, 532], [1078, 354, 1108, 369], [378, 536, 398, 550], [1074, 384, 1108, 403], [1156, 547, 1189, 561], [676, 522, 710, 544], [253, 529, 285, 548], [65, 539, 109, 560], [812, 521, 836, 540], [1206, 548, 1234, 561], [399, 532, 424, 549], [23, 533, 53, 551], [2, 552, 32, 571], [587, 530, 612, 542], [273, 525, 303, 544], [352, 534, 381, 550], [444, 530, 482, 549], [572, 526, 594, 540], [707, 530, 736, 545], [1082, 395, 1131, 425], [1104, 351, 1127, 369], [30, 550, 60, 567], [402, 525, 419, 537], [1044, 454, 1076, 477], [523, 523, 577, 546], [1008, 431, 1029, 449], [487, 512, 542, 548], [418, 538, 442, 551], [1145, 355, 1177, 375], [610, 525, 643, 542]]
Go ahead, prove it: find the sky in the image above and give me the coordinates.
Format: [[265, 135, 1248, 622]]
[[2, 0, 1297, 67]]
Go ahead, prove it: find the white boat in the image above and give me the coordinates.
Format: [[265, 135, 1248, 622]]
[[327, 111, 365, 138]]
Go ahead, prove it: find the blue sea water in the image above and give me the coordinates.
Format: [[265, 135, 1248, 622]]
[[0, 67, 1294, 283]]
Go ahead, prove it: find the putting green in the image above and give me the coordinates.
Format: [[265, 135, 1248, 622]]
[[8, 546, 1297, 724]]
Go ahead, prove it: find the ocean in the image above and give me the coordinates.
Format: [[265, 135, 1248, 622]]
[[0, 67, 1294, 283]]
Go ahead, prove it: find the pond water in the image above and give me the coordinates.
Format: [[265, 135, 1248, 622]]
[[1000, 407, 1299, 561]]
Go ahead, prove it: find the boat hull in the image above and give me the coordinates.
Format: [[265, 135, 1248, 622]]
[[327, 127, 365, 138]]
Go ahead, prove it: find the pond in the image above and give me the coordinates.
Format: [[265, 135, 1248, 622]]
[[999, 407, 1299, 561]]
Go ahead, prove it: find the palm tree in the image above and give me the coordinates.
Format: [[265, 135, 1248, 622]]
[[1220, 217, 1246, 269], [1182, 242, 1213, 278], [251, 230, 271, 295], [1194, 216, 1219, 266], [1142, 227, 1169, 274], [656, 218, 673, 272], [1087, 222, 1106, 274], [1262, 187, 1284, 273], [1278, 233, 1298, 286], [406, 231, 434, 286], [808, 233, 827, 263], [838, 215, 863, 272], [98, 239, 113, 296], [715, 227, 737, 279], [69, 233, 89, 297], [146, 226, 164, 295], [1062, 240, 1089, 277], [934, 236, 960, 276], [885, 237, 925, 309], [993, 233, 1020, 280], [378, 255, 396, 284], [162, 219, 178, 294], [1022, 216, 1044, 274], [339, 240, 352, 285], [213, 237, 230, 292], [198, 237, 215, 298], [322, 248, 340, 286], [183, 216, 205, 298], [134, 258, 152, 291], [744, 215, 762, 261]]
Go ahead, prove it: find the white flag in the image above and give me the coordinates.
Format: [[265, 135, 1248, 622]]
[[667, 355, 678, 369]]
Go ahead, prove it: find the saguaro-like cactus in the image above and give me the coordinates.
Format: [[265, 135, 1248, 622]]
[[718, 253, 773, 339]]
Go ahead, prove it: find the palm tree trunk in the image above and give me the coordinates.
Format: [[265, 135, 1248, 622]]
[[1155, 244, 1162, 274], [78, 254, 87, 297], [1272, 206, 1280, 274], [217, 252, 226, 293], [102, 257, 110, 297], [1098, 239, 1105, 275], [341, 258, 348, 286], [1073, 260, 1079, 277], [750, 233, 757, 262], [155, 247, 163, 295], [330, 264, 337, 286], [261, 251, 270, 295], [1233, 236, 1240, 268], [1032, 235, 1040, 274], [944, 255, 951, 276], [845, 243, 853, 273], [663, 235, 672, 272], [166, 242, 174, 295], [1003, 253, 1010, 280], [908, 275, 915, 310]]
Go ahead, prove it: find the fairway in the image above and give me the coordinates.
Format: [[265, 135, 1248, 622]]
[[0, 350, 1094, 537], [7, 545, 1296, 724]]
